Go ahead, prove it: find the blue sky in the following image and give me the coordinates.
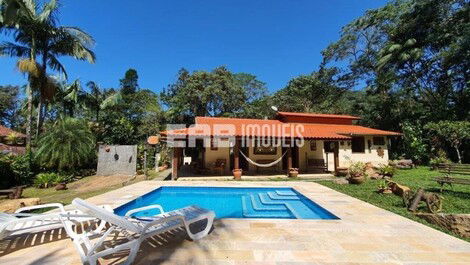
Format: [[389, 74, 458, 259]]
[[1, 0, 386, 93]]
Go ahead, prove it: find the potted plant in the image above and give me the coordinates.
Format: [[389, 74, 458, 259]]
[[347, 162, 366, 184], [288, 168, 299, 178], [232, 169, 242, 180], [378, 164, 397, 178], [377, 180, 392, 194]]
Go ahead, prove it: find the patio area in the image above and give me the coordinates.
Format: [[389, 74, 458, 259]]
[[1, 181, 469, 264]]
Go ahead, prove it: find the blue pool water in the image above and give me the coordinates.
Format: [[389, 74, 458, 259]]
[[114, 186, 339, 220]]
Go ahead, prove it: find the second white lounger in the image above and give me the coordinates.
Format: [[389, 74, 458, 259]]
[[61, 198, 215, 265]]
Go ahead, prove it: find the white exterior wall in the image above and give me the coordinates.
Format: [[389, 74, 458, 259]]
[[204, 138, 230, 174], [342, 135, 389, 167], [298, 140, 324, 172], [246, 139, 282, 173]]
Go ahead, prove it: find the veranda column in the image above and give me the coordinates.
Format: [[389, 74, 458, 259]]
[[287, 145, 292, 174], [233, 138, 242, 180], [172, 147, 179, 180]]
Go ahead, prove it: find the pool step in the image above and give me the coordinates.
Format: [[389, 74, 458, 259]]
[[267, 191, 300, 200], [250, 194, 286, 211], [241, 195, 292, 218], [275, 190, 297, 196]]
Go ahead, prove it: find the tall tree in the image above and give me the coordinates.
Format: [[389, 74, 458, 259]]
[[0, 85, 21, 127], [273, 67, 349, 113], [0, 0, 58, 149], [0, 0, 96, 138], [161, 67, 266, 123], [120, 68, 139, 94]]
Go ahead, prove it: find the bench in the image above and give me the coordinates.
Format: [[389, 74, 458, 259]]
[[306, 158, 327, 173], [434, 163, 470, 191], [0, 186, 25, 199]]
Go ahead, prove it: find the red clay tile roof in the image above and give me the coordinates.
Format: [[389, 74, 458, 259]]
[[161, 116, 401, 139], [0, 125, 26, 137], [277, 111, 361, 120]]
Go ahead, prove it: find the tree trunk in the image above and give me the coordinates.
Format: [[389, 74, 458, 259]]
[[26, 82, 33, 147], [36, 50, 48, 137], [26, 35, 37, 153], [455, 145, 462, 164], [36, 99, 42, 138]]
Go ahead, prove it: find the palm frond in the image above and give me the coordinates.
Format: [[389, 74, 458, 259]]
[[47, 54, 67, 78], [38, 0, 57, 23], [100, 92, 122, 109], [60, 26, 95, 46], [0, 41, 30, 57]]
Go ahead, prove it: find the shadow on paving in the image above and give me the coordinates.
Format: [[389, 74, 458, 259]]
[[0, 227, 69, 257], [0, 218, 231, 264], [104, 219, 231, 265]]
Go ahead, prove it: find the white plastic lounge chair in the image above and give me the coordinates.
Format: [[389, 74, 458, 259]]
[[61, 198, 215, 265], [0, 203, 67, 240], [0, 203, 110, 240]]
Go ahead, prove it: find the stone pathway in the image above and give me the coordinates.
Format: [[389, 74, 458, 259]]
[[0, 181, 469, 264]]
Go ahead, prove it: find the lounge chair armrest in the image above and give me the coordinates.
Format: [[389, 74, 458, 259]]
[[142, 214, 184, 233], [15, 203, 65, 213], [125, 205, 165, 217]]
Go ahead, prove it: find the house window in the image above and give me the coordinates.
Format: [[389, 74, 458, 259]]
[[310, 141, 317, 151], [351, 136, 365, 153], [373, 136, 385, 145], [253, 141, 277, 155]]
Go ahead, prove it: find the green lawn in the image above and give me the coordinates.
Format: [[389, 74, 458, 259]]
[[318, 167, 470, 242], [2, 170, 170, 208]]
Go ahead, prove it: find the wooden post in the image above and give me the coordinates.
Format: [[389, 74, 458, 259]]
[[234, 139, 240, 170], [287, 146, 292, 174], [232, 138, 242, 180], [172, 147, 179, 180], [144, 148, 148, 179]]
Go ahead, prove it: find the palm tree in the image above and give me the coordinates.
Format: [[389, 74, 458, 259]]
[[35, 117, 94, 171], [0, 0, 95, 138], [1, 0, 57, 148], [85, 81, 123, 121]]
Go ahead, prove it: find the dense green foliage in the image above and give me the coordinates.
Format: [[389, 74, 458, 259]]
[[0, 85, 21, 127], [35, 118, 95, 171], [161, 67, 268, 123], [0, 154, 34, 188], [319, 167, 470, 242], [1, 0, 469, 188], [425, 121, 470, 163], [320, 0, 469, 162]]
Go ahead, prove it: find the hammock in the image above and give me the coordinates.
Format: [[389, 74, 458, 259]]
[[239, 150, 287, 168]]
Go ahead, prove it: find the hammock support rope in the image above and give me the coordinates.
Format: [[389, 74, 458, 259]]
[[239, 150, 288, 168]]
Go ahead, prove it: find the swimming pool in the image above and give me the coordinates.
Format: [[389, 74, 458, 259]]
[[114, 186, 338, 220]]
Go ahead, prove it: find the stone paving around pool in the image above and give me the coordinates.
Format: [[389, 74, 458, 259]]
[[0, 181, 469, 264]]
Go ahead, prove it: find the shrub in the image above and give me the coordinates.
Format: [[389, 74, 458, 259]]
[[0, 154, 34, 187], [34, 173, 73, 188], [378, 164, 397, 177], [429, 157, 451, 170], [35, 118, 95, 171], [348, 162, 366, 178], [34, 173, 59, 188]]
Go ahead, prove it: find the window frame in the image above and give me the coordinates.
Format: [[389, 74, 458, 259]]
[[373, 136, 385, 146], [351, 136, 365, 153]]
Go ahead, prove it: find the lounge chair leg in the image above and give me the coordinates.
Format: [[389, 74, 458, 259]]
[[185, 213, 215, 240], [123, 243, 141, 265]]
